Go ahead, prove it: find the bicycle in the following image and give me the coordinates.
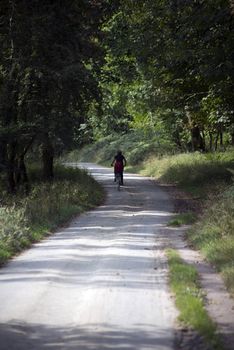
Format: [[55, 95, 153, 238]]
[[115, 172, 122, 191]]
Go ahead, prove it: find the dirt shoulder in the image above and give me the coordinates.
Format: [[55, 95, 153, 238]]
[[154, 181, 202, 215], [160, 182, 234, 350]]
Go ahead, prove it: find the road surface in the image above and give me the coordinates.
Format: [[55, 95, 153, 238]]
[[0, 163, 178, 350]]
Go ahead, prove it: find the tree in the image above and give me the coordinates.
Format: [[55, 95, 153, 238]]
[[0, 0, 108, 190], [97, 0, 234, 150]]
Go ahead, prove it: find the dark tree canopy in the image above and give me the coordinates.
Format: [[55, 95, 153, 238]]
[[0, 0, 109, 191], [1, 0, 233, 192]]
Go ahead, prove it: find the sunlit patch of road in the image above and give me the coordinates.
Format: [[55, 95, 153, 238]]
[[0, 163, 178, 350]]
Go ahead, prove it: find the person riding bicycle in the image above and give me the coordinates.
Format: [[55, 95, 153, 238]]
[[111, 150, 127, 185]]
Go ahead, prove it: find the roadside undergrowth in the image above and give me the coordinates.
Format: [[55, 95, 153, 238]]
[[187, 184, 234, 297], [138, 151, 234, 198], [166, 249, 223, 350], [67, 143, 234, 295], [0, 165, 104, 265], [65, 131, 175, 166], [168, 212, 197, 226], [134, 150, 234, 296]]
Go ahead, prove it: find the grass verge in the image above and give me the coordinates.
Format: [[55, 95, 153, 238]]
[[166, 248, 223, 350], [138, 151, 234, 198], [67, 136, 233, 199], [168, 212, 197, 226], [0, 164, 104, 265], [187, 184, 234, 297], [64, 131, 176, 166], [67, 140, 234, 295]]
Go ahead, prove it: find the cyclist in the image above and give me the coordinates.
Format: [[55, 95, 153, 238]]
[[111, 150, 127, 185]]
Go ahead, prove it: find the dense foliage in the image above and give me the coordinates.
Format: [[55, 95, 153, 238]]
[[0, 165, 104, 265], [89, 0, 234, 151], [1, 1, 234, 192], [0, 0, 109, 192]]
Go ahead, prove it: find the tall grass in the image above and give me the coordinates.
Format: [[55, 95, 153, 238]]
[[0, 165, 104, 265], [67, 139, 234, 295], [140, 151, 234, 196], [140, 151, 234, 295], [66, 131, 176, 166], [187, 184, 234, 296], [168, 212, 197, 226], [68, 135, 233, 197]]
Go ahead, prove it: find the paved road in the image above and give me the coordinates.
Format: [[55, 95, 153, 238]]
[[0, 163, 178, 350]]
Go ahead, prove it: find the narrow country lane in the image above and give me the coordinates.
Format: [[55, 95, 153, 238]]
[[0, 163, 178, 350]]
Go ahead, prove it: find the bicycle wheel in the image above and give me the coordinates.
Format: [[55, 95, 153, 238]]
[[116, 173, 121, 191]]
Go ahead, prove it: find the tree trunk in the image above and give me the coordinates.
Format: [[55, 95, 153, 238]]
[[0, 141, 7, 172], [7, 168, 16, 193], [231, 131, 234, 145], [209, 132, 213, 151], [173, 130, 182, 148], [16, 138, 34, 192], [191, 125, 201, 151], [220, 131, 223, 147], [16, 155, 30, 193], [7, 142, 17, 193], [215, 131, 220, 151], [201, 131, 206, 151], [42, 135, 54, 180]]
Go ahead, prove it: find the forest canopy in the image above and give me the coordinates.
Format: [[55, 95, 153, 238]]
[[0, 0, 234, 192]]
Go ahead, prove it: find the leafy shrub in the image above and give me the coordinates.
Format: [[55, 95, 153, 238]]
[[0, 165, 104, 265], [67, 131, 176, 165], [0, 206, 30, 253]]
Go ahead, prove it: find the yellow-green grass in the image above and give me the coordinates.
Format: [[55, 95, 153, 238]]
[[187, 184, 234, 296], [166, 249, 223, 349], [134, 151, 234, 295], [168, 212, 197, 226], [0, 165, 104, 265], [67, 140, 234, 295], [139, 151, 234, 197], [67, 136, 234, 198], [65, 132, 175, 166]]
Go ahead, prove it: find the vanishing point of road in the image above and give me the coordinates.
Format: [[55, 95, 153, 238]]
[[0, 163, 178, 350]]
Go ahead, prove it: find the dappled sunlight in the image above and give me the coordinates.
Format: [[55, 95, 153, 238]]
[[68, 162, 157, 186], [0, 321, 175, 349], [120, 211, 171, 217], [0, 229, 169, 291], [0, 162, 175, 292], [0, 163, 178, 349], [90, 210, 172, 217]]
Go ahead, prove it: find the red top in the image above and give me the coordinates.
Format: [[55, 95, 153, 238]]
[[114, 160, 124, 173]]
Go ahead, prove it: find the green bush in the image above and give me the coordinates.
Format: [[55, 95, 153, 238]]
[[66, 131, 176, 166], [0, 165, 104, 265], [168, 212, 197, 226], [67, 138, 234, 296], [0, 206, 30, 254]]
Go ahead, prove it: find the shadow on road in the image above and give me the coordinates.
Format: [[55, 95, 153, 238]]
[[0, 322, 174, 350]]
